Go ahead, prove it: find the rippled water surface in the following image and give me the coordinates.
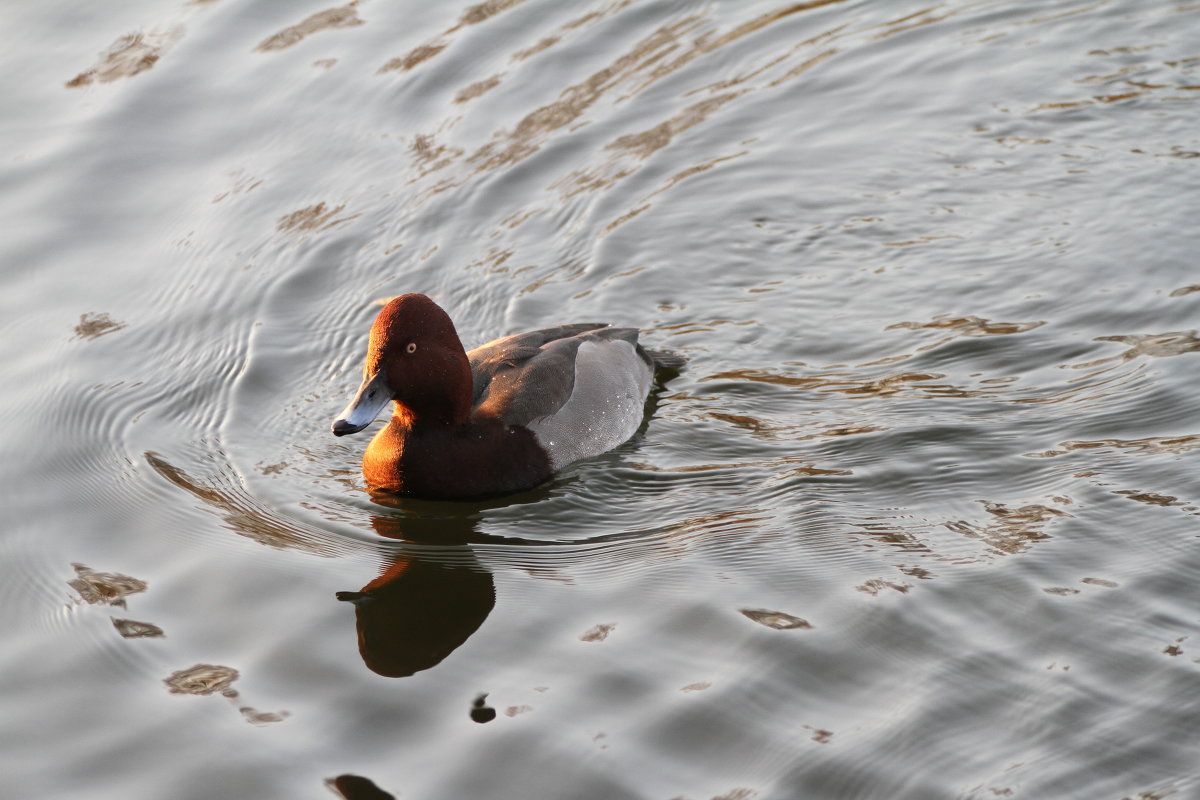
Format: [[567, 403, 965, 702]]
[[3, 1, 1200, 798]]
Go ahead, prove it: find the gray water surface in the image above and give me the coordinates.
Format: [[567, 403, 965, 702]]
[[2, 1, 1199, 798]]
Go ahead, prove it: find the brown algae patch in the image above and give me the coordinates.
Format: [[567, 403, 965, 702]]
[[580, 623, 616, 642], [275, 202, 358, 232], [379, 42, 447, 73], [66, 28, 183, 87], [68, 563, 146, 608], [856, 578, 912, 595], [449, 0, 528, 31], [256, 4, 363, 52], [945, 501, 1070, 557], [164, 664, 239, 695], [164, 663, 289, 724], [739, 608, 812, 630], [455, 73, 504, 103], [112, 618, 165, 639], [1115, 490, 1180, 506], [73, 312, 127, 340], [888, 315, 1045, 337], [1093, 330, 1200, 361]]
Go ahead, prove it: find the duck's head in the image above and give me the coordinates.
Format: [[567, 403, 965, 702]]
[[331, 293, 472, 435]]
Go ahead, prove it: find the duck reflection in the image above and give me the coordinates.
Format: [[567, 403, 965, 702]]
[[337, 510, 495, 678], [327, 773, 395, 800]]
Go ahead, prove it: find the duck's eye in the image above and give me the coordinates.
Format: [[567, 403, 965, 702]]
[[405, 342, 417, 354]]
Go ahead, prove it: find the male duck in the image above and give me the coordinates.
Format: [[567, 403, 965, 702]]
[[331, 293, 677, 499]]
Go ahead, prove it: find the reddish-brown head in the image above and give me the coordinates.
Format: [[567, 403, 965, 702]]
[[332, 294, 472, 435]]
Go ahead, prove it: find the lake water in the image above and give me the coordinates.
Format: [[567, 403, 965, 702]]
[[2, 0, 1199, 798]]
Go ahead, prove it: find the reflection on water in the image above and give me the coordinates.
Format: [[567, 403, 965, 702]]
[[337, 515, 496, 678], [6, 0, 1200, 797], [328, 773, 397, 800], [144, 450, 353, 557], [470, 693, 497, 723]]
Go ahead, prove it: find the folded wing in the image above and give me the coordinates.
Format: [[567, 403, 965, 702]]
[[468, 325, 654, 468]]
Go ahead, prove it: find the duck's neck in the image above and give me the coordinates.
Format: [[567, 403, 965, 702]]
[[392, 400, 465, 431], [393, 349, 473, 430]]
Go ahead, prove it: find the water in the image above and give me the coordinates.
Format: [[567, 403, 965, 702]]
[[2, 0, 1199, 798]]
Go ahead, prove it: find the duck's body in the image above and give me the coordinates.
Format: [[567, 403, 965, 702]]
[[332, 294, 670, 499]]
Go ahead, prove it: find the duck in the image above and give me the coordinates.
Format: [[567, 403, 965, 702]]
[[331, 293, 678, 499]]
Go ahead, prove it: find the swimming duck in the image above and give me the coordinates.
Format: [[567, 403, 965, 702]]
[[331, 293, 676, 498]]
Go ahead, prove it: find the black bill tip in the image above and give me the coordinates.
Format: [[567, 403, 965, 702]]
[[331, 418, 365, 437]]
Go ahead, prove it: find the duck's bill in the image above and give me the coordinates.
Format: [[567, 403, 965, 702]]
[[331, 372, 393, 436]]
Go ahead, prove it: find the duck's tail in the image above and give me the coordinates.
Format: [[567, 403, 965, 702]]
[[644, 348, 687, 372]]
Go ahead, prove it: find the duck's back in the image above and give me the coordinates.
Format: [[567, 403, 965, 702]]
[[468, 324, 654, 470]]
